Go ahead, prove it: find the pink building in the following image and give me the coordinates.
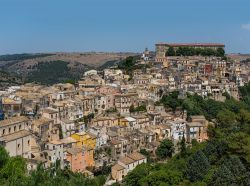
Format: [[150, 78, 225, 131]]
[[65, 147, 86, 172]]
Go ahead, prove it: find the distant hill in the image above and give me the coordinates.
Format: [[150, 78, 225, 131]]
[[0, 71, 23, 90], [227, 53, 250, 62], [0, 52, 137, 85]]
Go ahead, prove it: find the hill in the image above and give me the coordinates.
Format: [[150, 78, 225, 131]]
[[0, 52, 137, 85], [0, 71, 23, 90]]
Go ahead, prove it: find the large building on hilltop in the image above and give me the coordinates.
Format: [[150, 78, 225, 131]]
[[155, 42, 225, 58]]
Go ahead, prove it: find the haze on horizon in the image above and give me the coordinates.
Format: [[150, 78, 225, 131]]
[[0, 0, 250, 55]]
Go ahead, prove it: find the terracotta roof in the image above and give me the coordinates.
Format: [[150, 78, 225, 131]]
[[43, 108, 58, 114], [127, 152, 146, 161], [60, 137, 77, 144], [49, 140, 64, 145], [119, 156, 135, 165], [187, 122, 204, 127], [66, 147, 82, 155], [112, 163, 125, 171], [0, 130, 31, 142], [0, 116, 29, 127], [32, 117, 53, 126]]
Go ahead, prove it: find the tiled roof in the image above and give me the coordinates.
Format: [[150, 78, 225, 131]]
[[32, 117, 53, 126], [119, 156, 135, 165], [0, 116, 29, 127], [66, 147, 82, 155], [112, 163, 125, 171], [0, 130, 31, 142], [127, 152, 146, 161]]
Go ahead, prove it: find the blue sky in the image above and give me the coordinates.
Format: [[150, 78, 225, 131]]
[[0, 0, 250, 54]]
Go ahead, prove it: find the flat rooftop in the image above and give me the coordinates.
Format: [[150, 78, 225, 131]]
[[156, 43, 225, 47]]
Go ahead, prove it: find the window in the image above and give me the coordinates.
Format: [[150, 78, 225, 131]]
[[9, 128, 11, 133], [2, 129, 5, 135], [28, 140, 30, 145], [18, 144, 20, 149], [14, 126, 16, 132], [19, 125, 21, 130]]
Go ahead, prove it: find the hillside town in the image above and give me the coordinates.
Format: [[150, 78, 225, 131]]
[[0, 42, 250, 184]]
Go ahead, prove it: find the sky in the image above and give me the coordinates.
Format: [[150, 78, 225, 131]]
[[0, 0, 250, 54]]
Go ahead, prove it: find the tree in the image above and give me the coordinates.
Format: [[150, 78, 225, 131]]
[[237, 109, 250, 126], [123, 163, 151, 186], [186, 150, 210, 182], [179, 135, 187, 157], [129, 104, 135, 113], [156, 139, 174, 159], [210, 156, 250, 186], [0, 156, 28, 185], [216, 48, 225, 57], [160, 91, 182, 112], [139, 169, 182, 186], [0, 146, 9, 169], [216, 109, 236, 128], [228, 132, 250, 163], [140, 149, 151, 162], [210, 164, 234, 186], [166, 46, 176, 56]]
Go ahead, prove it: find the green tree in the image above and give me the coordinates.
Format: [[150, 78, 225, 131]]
[[228, 132, 250, 163], [140, 149, 151, 162], [139, 169, 182, 186], [216, 48, 225, 57], [210, 156, 250, 186], [156, 139, 174, 159], [0, 146, 9, 169], [237, 109, 250, 126], [0, 156, 28, 185], [123, 163, 151, 186], [179, 135, 187, 157], [129, 104, 135, 113], [216, 109, 236, 128], [210, 164, 234, 186], [186, 150, 210, 182], [166, 46, 176, 56]]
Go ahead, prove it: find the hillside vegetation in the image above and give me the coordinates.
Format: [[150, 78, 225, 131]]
[[0, 71, 23, 90], [25, 61, 85, 85], [0, 52, 136, 86]]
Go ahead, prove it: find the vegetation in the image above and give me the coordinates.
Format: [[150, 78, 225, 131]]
[[118, 56, 150, 77], [0, 53, 54, 62], [156, 91, 182, 112], [123, 83, 250, 186], [156, 139, 174, 159], [26, 61, 81, 85], [0, 146, 105, 186], [129, 104, 147, 113], [166, 46, 225, 57], [0, 71, 23, 90], [158, 90, 250, 121], [97, 60, 120, 70]]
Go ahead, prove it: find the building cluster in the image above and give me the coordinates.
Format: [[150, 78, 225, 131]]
[[0, 42, 249, 183]]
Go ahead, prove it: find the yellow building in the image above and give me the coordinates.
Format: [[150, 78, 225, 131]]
[[118, 118, 129, 127], [91, 116, 119, 127], [70, 131, 96, 168], [71, 131, 96, 150]]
